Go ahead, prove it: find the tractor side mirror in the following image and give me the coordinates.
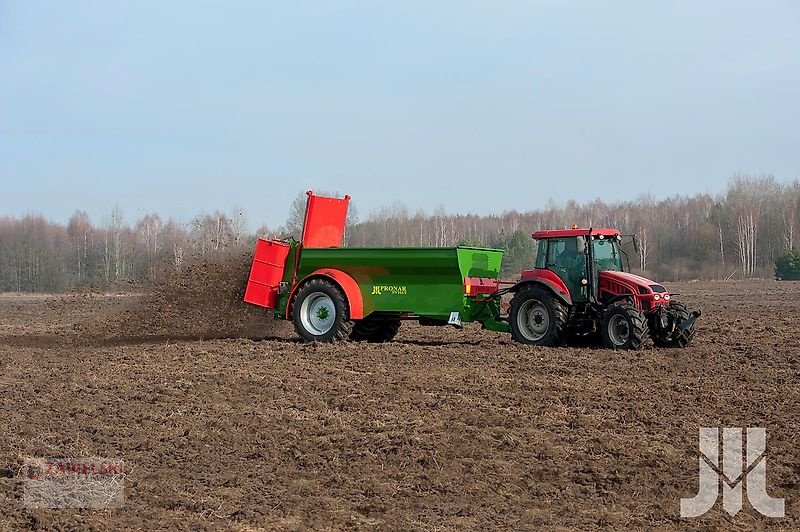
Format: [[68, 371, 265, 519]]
[[576, 236, 586, 255], [632, 235, 641, 254]]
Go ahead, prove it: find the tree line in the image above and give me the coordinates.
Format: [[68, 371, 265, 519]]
[[346, 175, 798, 280], [0, 209, 250, 293], [0, 175, 797, 292]]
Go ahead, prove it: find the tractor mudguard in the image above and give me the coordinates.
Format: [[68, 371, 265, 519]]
[[510, 279, 573, 306], [286, 268, 365, 320]]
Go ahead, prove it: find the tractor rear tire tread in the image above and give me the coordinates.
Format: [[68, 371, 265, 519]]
[[509, 286, 568, 346]]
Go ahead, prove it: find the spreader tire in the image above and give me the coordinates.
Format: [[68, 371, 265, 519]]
[[291, 279, 353, 342], [601, 301, 649, 350], [509, 286, 568, 346], [350, 319, 402, 343]]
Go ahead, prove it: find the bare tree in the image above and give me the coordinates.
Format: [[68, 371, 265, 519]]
[[736, 213, 758, 276], [229, 206, 249, 246], [163, 220, 187, 272], [109, 205, 124, 280], [284, 193, 308, 238], [784, 209, 796, 250], [67, 211, 92, 283], [135, 214, 163, 280], [638, 226, 652, 271], [728, 176, 763, 277]]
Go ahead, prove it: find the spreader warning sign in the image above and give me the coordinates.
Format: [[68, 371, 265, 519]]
[[370, 285, 407, 295]]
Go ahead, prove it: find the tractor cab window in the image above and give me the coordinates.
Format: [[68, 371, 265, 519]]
[[544, 237, 588, 302], [533, 240, 546, 269], [546, 238, 585, 268], [546, 239, 566, 266], [592, 237, 623, 272]]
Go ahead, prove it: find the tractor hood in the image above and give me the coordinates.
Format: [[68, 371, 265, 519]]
[[598, 270, 669, 295]]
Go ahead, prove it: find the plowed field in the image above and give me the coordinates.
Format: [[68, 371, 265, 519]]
[[0, 280, 798, 530]]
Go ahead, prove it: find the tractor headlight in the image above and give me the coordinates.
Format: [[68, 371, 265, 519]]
[[664, 294, 671, 301], [653, 294, 661, 301]]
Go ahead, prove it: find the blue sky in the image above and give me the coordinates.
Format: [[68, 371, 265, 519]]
[[1, 1, 799, 229]]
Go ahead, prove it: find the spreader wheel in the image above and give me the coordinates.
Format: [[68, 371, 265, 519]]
[[601, 301, 649, 350], [291, 279, 353, 342], [509, 286, 568, 346], [350, 319, 402, 343]]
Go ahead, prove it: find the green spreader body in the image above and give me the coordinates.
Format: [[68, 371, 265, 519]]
[[243, 192, 510, 339], [273, 242, 506, 327]]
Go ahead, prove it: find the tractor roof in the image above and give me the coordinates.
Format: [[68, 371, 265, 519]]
[[532, 228, 621, 239]]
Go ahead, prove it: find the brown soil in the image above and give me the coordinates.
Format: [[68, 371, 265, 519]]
[[0, 280, 798, 530]]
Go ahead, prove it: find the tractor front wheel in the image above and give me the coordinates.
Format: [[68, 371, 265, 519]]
[[601, 301, 649, 350], [291, 279, 353, 342], [652, 301, 696, 348], [509, 286, 567, 346]]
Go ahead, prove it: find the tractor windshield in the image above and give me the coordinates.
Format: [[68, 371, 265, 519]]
[[592, 238, 623, 272]]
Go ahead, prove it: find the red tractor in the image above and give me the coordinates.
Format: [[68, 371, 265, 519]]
[[507, 228, 700, 349]]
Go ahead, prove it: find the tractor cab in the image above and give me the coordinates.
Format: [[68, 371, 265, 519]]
[[531, 228, 624, 304]]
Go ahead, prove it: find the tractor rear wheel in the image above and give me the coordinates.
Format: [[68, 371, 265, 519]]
[[601, 301, 649, 350], [291, 279, 353, 342], [350, 319, 402, 343], [509, 286, 568, 346], [652, 301, 695, 348]]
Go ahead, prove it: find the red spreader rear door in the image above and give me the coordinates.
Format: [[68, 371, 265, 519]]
[[301, 191, 351, 248], [243, 239, 290, 308]]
